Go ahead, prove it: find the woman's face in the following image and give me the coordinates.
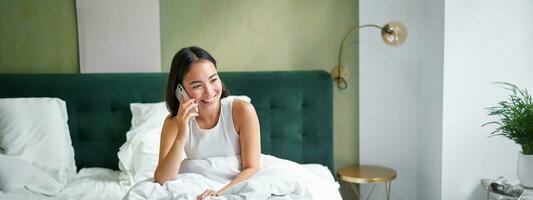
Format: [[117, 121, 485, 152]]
[[182, 60, 222, 111]]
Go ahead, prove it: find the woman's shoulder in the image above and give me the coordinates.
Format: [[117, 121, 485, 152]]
[[164, 113, 174, 122], [162, 113, 178, 129], [231, 98, 254, 113], [221, 96, 253, 111], [230, 98, 258, 134], [231, 99, 257, 124], [232, 99, 254, 111], [231, 98, 255, 117]]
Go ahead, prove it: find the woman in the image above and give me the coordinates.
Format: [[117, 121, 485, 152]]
[[153, 46, 261, 200]]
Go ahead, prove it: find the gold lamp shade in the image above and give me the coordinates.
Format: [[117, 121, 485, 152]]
[[381, 21, 407, 47]]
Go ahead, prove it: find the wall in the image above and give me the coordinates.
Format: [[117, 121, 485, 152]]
[[160, 0, 359, 171], [359, 0, 427, 198], [417, 0, 444, 199], [0, 0, 78, 73], [442, 0, 533, 199]]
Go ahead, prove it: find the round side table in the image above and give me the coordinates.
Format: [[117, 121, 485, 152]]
[[337, 165, 397, 200]]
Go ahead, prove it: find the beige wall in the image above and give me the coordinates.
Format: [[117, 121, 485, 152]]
[[161, 0, 359, 171], [0, 0, 78, 73]]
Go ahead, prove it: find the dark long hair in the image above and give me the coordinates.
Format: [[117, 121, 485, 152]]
[[165, 46, 229, 117]]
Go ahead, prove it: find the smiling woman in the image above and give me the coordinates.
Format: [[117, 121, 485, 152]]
[[154, 46, 261, 199]]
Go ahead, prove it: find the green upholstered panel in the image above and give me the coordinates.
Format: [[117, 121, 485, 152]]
[[0, 71, 333, 171], [221, 71, 333, 171]]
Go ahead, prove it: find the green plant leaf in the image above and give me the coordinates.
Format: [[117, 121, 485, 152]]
[[484, 82, 533, 150]]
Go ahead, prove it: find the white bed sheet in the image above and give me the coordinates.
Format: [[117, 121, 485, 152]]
[[0, 164, 338, 200], [0, 168, 128, 200], [56, 168, 129, 200]]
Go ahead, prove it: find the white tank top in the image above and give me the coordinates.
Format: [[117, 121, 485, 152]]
[[184, 97, 240, 159]]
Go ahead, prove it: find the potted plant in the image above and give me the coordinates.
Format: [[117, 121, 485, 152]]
[[483, 82, 533, 188]]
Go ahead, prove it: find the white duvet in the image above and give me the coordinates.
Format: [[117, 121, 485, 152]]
[[123, 154, 341, 200], [0, 168, 129, 200]]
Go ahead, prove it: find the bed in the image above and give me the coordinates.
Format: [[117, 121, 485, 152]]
[[0, 70, 337, 199]]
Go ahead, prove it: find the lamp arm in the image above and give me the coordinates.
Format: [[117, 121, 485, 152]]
[[334, 24, 381, 89], [338, 24, 382, 66]]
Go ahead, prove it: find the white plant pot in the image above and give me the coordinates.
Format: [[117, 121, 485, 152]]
[[518, 151, 533, 188]]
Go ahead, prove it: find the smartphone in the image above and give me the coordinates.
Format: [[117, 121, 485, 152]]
[[175, 84, 198, 113]]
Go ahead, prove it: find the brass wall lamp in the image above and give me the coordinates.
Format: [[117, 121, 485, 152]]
[[331, 21, 408, 89]]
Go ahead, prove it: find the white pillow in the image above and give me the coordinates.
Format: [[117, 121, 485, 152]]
[[0, 98, 76, 195], [117, 102, 168, 186], [129, 102, 166, 131]]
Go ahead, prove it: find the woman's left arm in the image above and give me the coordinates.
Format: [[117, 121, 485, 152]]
[[219, 100, 261, 193], [197, 100, 261, 200]]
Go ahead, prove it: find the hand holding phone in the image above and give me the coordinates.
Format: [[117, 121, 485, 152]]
[[175, 84, 198, 114]]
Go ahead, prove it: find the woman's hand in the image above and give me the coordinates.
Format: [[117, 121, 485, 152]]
[[197, 189, 220, 200], [175, 96, 198, 141]]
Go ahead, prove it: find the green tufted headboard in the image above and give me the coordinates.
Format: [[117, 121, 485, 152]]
[[0, 70, 333, 171]]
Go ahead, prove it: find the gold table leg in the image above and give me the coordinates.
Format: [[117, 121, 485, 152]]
[[348, 182, 393, 200], [349, 182, 363, 200], [387, 181, 392, 200]]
